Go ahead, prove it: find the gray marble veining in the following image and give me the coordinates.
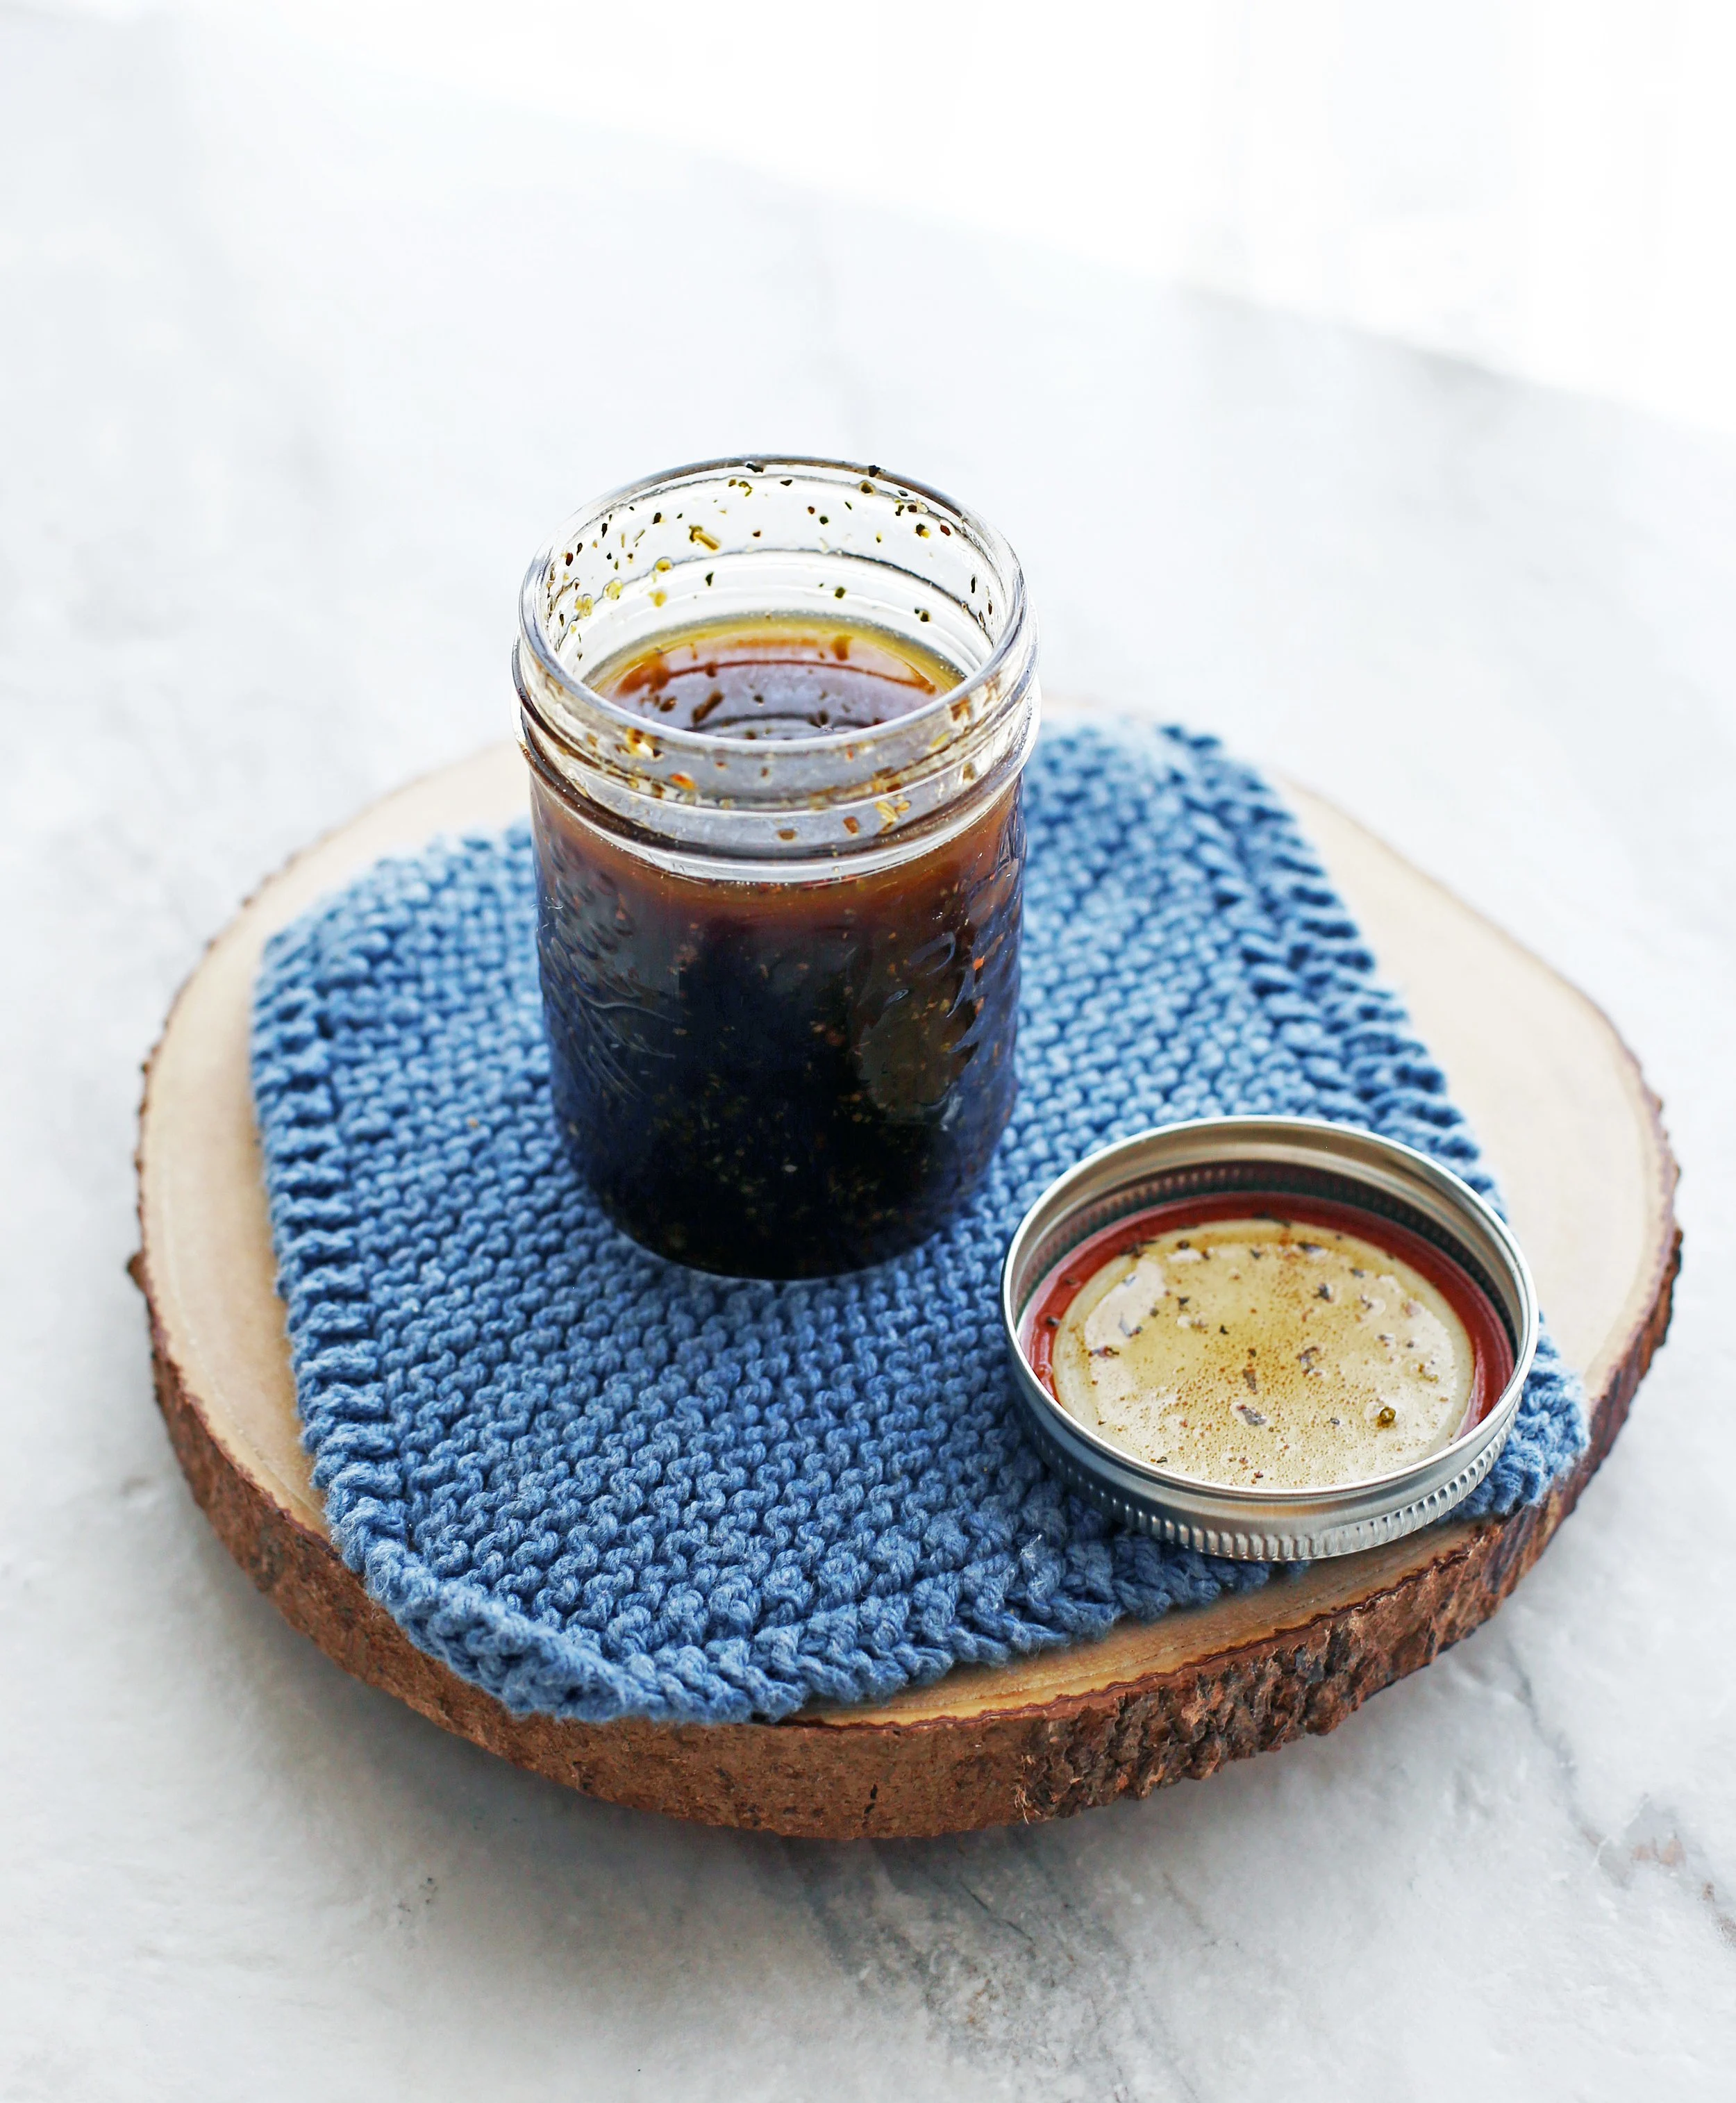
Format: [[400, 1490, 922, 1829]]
[[2, 7, 1732, 2097]]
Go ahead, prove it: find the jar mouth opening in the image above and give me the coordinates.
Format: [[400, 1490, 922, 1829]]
[[517, 454, 1029, 760]]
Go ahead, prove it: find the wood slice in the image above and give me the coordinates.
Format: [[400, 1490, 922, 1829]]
[[134, 742, 1679, 1839]]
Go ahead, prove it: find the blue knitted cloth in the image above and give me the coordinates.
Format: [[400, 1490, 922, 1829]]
[[252, 724, 1585, 1725]]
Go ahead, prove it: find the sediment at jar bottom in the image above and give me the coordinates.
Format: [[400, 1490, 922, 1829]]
[[531, 782, 1026, 1277]]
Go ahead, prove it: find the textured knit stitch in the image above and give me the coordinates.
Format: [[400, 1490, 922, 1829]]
[[252, 723, 1586, 1725]]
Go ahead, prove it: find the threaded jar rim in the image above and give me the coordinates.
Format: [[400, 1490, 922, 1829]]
[[515, 456, 1039, 871]]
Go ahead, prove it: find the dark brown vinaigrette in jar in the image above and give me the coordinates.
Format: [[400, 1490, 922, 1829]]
[[599, 614, 947, 735], [531, 616, 1025, 1278]]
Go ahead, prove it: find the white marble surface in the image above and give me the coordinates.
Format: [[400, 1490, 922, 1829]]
[[3, 8, 1734, 2097]]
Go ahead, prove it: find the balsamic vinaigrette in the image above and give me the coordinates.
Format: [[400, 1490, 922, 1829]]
[[531, 615, 1024, 1278], [1026, 1195, 1514, 1492], [596, 615, 953, 736]]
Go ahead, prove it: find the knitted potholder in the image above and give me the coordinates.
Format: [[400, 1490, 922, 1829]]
[[251, 724, 1585, 1724]]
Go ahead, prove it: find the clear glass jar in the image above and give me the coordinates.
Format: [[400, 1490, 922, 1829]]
[[515, 456, 1040, 1278]]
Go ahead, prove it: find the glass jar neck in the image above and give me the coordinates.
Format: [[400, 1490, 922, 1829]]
[[515, 456, 1039, 876]]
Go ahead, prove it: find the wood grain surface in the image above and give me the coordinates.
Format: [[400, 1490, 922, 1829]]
[[134, 741, 1680, 1838]]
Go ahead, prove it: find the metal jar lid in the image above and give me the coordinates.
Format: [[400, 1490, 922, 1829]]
[[1001, 1116, 1539, 1561]]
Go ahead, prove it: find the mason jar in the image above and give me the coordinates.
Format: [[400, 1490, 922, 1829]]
[[515, 456, 1040, 1278]]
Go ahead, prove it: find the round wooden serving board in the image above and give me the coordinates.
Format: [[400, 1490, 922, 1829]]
[[135, 742, 1679, 1839]]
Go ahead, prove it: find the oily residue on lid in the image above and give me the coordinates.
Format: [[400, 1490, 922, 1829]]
[[1032, 1201, 1512, 1493]]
